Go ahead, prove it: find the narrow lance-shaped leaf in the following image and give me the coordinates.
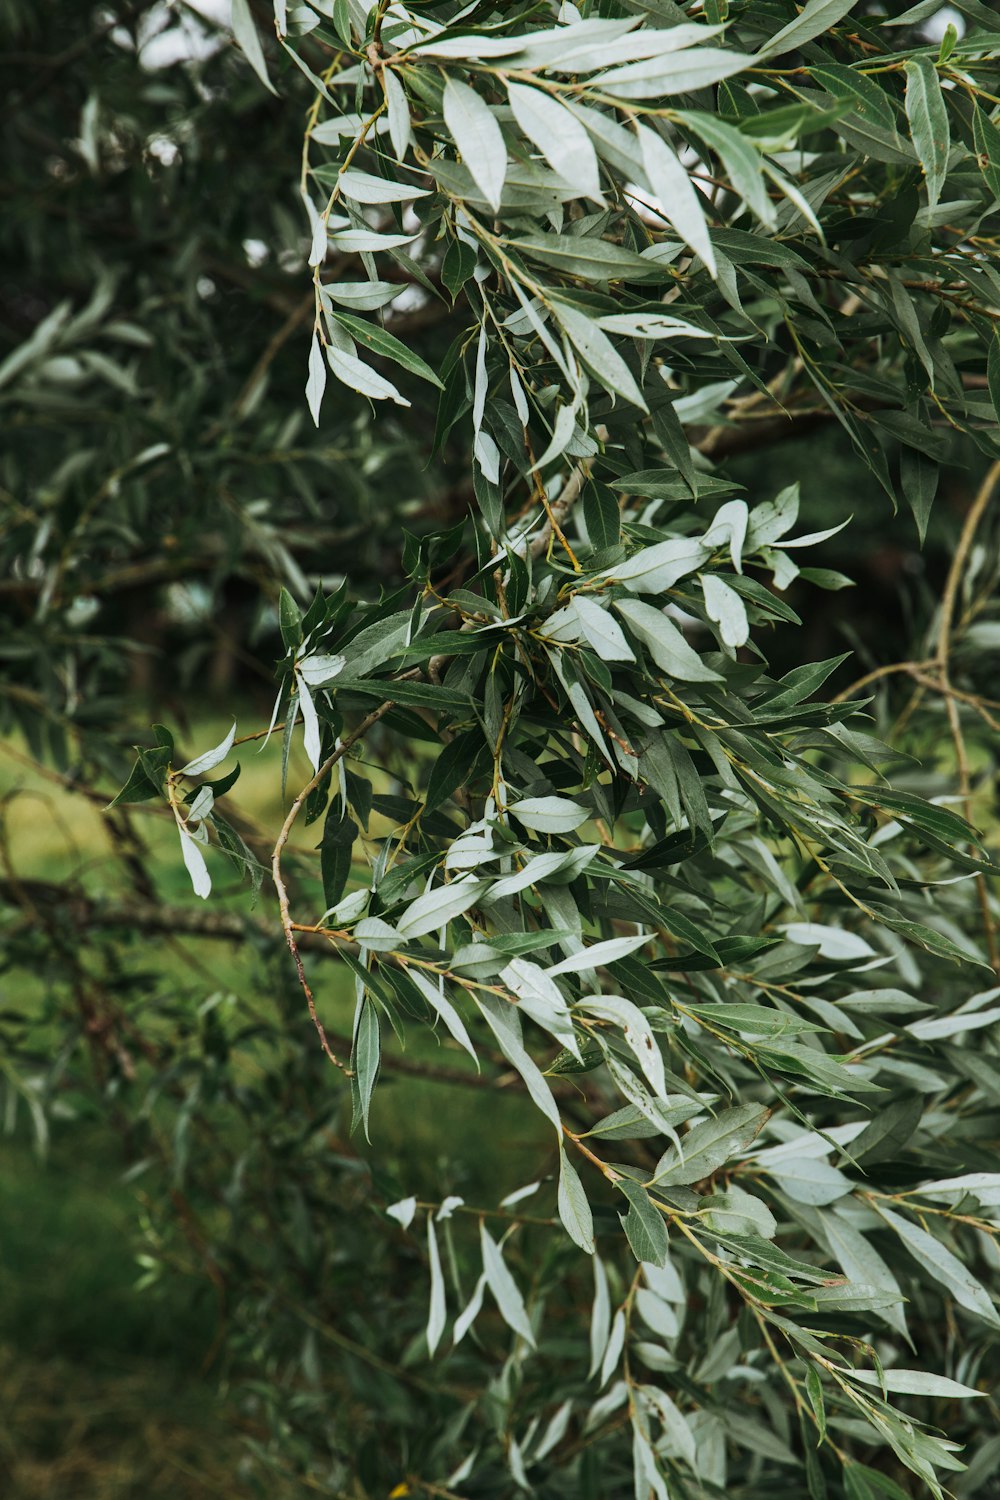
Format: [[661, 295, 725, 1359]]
[[337, 169, 429, 204], [179, 721, 237, 776], [593, 48, 754, 100], [589, 1255, 611, 1377], [558, 1144, 595, 1254], [617, 1178, 669, 1268], [637, 123, 716, 278], [904, 58, 950, 208], [758, 0, 859, 60], [480, 1224, 536, 1346], [306, 333, 326, 427], [326, 346, 411, 408], [330, 313, 444, 388], [407, 967, 479, 1067], [552, 302, 649, 411], [507, 82, 602, 202], [426, 1213, 447, 1354], [477, 992, 561, 1134], [351, 997, 380, 1142], [231, 0, 278, 94], [178, 825, 212, 900], [384, 67, 412, 160], [443, 78, 507, 212], [654, 1104, 770, 1187], [878, 1204, 1000, 1328], [397, 877, 487, 940]]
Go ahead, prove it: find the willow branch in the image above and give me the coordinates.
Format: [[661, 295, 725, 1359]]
[[271, 701, 396, 1070]]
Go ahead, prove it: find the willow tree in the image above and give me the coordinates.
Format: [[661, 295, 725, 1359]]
[[4, 0, 1000, 1496]]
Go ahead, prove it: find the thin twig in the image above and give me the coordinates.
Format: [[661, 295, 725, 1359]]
[[271, 702, 395, 1069]]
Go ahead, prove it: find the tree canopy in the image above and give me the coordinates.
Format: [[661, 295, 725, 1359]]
[[3, 1, 1000, 1496]]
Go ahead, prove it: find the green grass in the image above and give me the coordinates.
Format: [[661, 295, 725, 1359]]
[[0, 1126, 257, 1498]]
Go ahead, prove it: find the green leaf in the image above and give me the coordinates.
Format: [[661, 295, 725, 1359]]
[[988, 331, 1000, 428], [426, 1213, 447, 1355], [507, 82, 602, 201], [616, 1179, 669, 1267], [972, 104, 1000, 202], [700, 1186, 777, 1239], [589, 1255, 611, 1377], [558, 1146, 595, 1254], [442, 239, 477, 302], [851, 1092, 923, 1166], [342, 679, 470, 711], [600, 537, 709, 594], [615, 599, 723, 682], [326, 345, 411, 407], [811, 63, 896, 131], [904, 58, 950, 208], [337, 169, 430, 204], [351, 996, 380, 1141], [397, 877, 486, 940], [899, 446, 938, 545], [480, 1224, 535, 1345], [820, 1211, 909, 1338], [573, 596, 635, 662], [322, 281, 402, 311], [330, 313, 444, 388], [683, 1003, 821, 1038], [807, 1367, 828, 1438], [384, 66, 411, 160], [680, 112, 774, 229], [547, 935, 649, 976], [637, 123, 716, 276], [758, 0, 859, 60], [849, 1368, 984, 1399], [443, 78, 507, 212], [107, 751, 169, 808], [329, 228, 417, 254], [230, 0, 278, 95], [637, 1384, 696, 1465], [179, 722, 237, 777], [702, 573, 749, 648], [177, 825, 211, 900], [401, 960, 479, 1068], [768, 1158, 852, 1207], [510, 796, 589, 834], [501, 957, 580, 1059], [477, 992, 561, 1133], [878, 1204, 1000, 1327], [306, 333, 326, 427], [511, 232, 666, 283], [582, 994, 666, 1098], [552, 301, 648, 410], [595, 48, 753, 99], [865, 904, 993, 971], [319, 809, 357, 910], [653, 1104, 770, 1187]]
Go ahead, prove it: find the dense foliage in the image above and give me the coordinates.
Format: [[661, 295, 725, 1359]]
[[3, 1, 1000, 1496]]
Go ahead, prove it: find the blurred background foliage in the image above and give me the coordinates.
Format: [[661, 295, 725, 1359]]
[[2, 1, 999, 1497]]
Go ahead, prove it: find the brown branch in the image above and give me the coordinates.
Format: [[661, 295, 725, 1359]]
[[696, 395, 890, 463], [528, 460, 591, 561], [0, 875, 553, 1095]]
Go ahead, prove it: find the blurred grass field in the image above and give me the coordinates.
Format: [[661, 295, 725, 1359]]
[[0, 722, 295, 1496], [0, 723, 548, 1498]]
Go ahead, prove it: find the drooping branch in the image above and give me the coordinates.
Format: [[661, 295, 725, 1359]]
[[0, 875, 580, 1096]]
